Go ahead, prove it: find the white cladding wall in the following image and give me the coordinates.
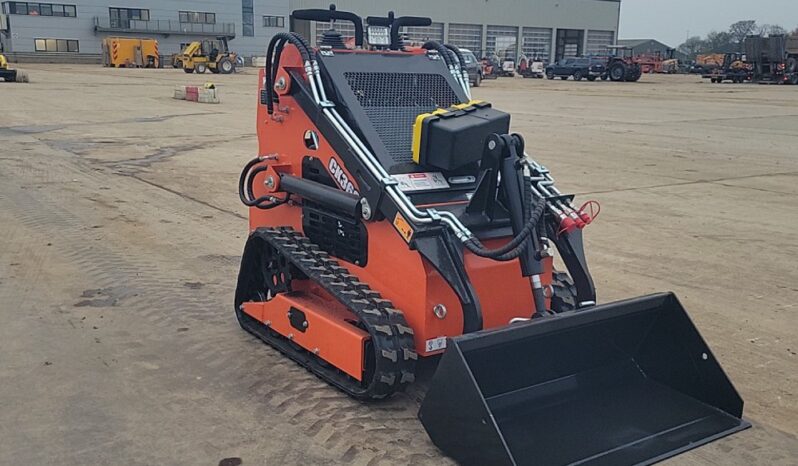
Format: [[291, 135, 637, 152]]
[[1, 0, 619, 60], [290, 0, 620, 31], [1, 0, 289, 56]]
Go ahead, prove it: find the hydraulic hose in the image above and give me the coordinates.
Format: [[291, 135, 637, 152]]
[[238, 157, 290, 210], [443, 43, 466, 69], [245, 166, 271, 203], [422, 41, 455, 68], [265, 36, 287, 114], [238, 156, 262, 204], [443, 43, 472, 97], [463, 177, 546, 261], [265, 32, 312, 114]]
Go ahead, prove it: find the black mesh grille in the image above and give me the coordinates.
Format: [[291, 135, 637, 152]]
[[344, 72, 461, 164], [302, 202, 367, 266]]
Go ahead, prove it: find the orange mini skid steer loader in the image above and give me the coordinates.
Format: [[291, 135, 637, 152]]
[[235, 6, 749, 465]]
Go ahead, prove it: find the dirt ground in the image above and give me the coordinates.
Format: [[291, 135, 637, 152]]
[[1, 65, 796, 465]]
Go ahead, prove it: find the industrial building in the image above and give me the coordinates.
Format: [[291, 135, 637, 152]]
[[1, 0, 621, 62], [618, 38, 687, 61], [0, 0, 290, 58], [292, 0, 621, 62]]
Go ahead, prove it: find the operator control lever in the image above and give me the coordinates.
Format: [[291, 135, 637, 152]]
[[291, 5, 364, 47]]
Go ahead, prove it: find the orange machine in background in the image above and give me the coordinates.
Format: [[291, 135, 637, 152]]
[[102, 37, 159, 68]]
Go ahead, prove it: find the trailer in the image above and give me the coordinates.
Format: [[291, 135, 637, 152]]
[[702, 53, 752, 83], [102, 37, 160, 68], [691, 53, 725, 74], [745, 34, 798, 84]]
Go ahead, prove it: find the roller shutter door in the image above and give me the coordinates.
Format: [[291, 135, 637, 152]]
[[522, 27, 552, 62], [448, 23, 483, 55], [586, 30, 615, 55], [487, 25, 519, 59], [402, 22, 444, 45]]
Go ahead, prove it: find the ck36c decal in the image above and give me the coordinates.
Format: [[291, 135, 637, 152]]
[[328, 157, 359, 196]]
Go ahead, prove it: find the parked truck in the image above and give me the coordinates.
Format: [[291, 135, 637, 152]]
[[745, 34, 798, 84]]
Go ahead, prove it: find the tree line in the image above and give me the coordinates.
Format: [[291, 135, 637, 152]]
[[678, 21, 798, 59]]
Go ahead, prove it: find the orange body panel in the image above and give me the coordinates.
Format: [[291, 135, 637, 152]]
[[242, 291, 367, 380], [249, 45, 549, 359]]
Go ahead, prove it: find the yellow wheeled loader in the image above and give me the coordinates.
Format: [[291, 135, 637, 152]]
[[176, 37, 237, 74], [0, 53, 28, 83]]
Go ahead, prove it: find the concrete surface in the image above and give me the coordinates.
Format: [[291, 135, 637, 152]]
[[1, 65, 796, 465]]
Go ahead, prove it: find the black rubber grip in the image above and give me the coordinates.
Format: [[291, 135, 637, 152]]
[[291, 9, 364, 47]]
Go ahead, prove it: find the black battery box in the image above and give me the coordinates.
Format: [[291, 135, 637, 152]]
[[412, 101, 511, 171]]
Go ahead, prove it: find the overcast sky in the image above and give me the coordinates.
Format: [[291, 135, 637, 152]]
[[619, 0, 798, 47]]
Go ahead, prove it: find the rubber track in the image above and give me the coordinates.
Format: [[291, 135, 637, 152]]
[[237, 227, 417, 400]]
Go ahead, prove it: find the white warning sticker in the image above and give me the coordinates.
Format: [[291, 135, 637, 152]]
[[394, 172, 450, 192], [425, 337, 448, 353]]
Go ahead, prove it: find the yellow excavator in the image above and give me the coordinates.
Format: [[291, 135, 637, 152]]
[[1, 50, 28, 82], [176, 37, 237, 74]]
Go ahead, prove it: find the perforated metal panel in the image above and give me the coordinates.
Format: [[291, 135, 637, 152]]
[[522, 27, 552, 62], [344, 71, 461, 164]]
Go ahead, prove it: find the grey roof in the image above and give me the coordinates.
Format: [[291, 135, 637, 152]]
[[617, 39, 663, 48]]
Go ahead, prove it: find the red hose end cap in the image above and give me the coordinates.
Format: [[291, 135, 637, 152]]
[[579, 212, 592, 224], [560, 217, 577, 233]]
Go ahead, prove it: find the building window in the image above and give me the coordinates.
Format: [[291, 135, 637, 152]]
[[242, 0, 254, 37], [6, 2, 76, 17], [109, 7, 149, 29], [263, 15, 284, 28], [179, 11, 215, 24], [34, 37, 79, 52]]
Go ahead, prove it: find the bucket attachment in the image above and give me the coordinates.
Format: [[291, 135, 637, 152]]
[[419, 293, 749, 466]]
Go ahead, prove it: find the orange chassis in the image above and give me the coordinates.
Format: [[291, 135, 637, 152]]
[[241, 47, 551, 381]]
